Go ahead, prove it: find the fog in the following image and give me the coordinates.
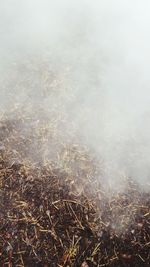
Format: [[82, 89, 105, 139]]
[[0, 0, 150, 190]]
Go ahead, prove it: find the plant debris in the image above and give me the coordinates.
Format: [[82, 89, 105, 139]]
[[0, 115, 149, 267]]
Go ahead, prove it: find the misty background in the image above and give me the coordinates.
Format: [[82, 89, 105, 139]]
[[0, 0, 150, 189]]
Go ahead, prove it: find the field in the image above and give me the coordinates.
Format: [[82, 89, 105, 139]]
[[0, 112, 149, 267]]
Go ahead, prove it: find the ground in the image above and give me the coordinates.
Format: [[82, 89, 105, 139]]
[[0, 114, 149, 267]]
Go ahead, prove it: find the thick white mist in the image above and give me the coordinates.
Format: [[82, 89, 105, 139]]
[[0, 0, 150, 189]]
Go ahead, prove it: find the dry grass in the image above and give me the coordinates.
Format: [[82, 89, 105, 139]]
[[0, 112, 149, 267]]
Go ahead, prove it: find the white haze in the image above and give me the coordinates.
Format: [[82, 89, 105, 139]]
[[0, 0, 150, 190]]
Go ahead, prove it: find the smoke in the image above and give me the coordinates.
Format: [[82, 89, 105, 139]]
[[0, 0, 150, 190]]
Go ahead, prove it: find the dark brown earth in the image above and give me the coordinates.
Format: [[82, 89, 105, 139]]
[[0, 116, 149, 267]]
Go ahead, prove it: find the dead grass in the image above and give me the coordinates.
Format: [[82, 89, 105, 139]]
[[0, 114, 149, 267]]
